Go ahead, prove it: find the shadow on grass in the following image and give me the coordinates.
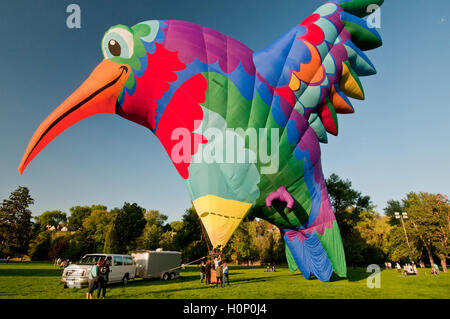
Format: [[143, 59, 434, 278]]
[[133, 277, 277, 297], [328, 267, 370, 282], [118, 271, 281, 291], [124, 284, 219, 298], [0, 268, 62, 277]]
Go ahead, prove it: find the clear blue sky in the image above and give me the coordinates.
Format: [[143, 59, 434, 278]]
[[1, 0, 449, 222]]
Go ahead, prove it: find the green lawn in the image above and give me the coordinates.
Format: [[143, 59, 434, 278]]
[[0, 261, 448, 299]]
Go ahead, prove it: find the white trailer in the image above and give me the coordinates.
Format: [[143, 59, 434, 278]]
[[132, 250, 182, 280]]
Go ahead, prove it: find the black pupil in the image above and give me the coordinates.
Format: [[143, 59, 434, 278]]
[[108, 40, 121, 57]]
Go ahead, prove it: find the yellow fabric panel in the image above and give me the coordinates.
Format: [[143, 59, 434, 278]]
[[330, 86, 354, 114], [339, 62, 364, 100], [193, 195, 253, 248], [289, 73, 301, 91]]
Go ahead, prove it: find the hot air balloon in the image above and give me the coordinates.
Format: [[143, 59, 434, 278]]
[[19, 0, 383, 281]]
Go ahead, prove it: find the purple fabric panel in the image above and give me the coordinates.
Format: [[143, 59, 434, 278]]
[[289, 108, 309, 138], [285, 229, 308, 244], [162, 20, 255, 75], [298, 127, 321, 166]]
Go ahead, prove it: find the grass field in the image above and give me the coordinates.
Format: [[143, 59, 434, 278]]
[[0, 261, 448, 299]]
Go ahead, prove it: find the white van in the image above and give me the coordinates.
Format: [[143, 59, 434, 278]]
[[61, 253, 136, 288]]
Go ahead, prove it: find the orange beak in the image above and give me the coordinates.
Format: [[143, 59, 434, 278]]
[[18, 59, 129, 174]]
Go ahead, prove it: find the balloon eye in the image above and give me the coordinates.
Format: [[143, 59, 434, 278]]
[[102, 27, 134, 59], [108, 40, 121, 57]]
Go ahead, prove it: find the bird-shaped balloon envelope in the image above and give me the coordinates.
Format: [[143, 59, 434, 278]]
[[19, 0, 383, 281]]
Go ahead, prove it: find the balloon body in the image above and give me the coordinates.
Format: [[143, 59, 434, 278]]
[[19, 0, 383, 282]]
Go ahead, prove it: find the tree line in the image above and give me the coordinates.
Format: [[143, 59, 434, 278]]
[[0, 174, 448, 270]]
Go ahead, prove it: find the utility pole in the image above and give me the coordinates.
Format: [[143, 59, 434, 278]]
[[395, 212, 413, 264]]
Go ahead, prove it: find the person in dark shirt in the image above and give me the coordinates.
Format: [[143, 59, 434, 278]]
[[97, 259, 110, 299], [216, 262, 223, 288], [205, 259, 211, 285], [199, 261, 206, 283]]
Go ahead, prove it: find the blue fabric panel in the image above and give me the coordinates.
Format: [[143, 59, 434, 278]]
[[283, 231, 333, 281]]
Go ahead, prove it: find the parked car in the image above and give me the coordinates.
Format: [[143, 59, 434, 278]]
[[61, 253, 136, 288]]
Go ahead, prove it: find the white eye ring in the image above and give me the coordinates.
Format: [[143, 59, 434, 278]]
[[102, 27, 134, 59]]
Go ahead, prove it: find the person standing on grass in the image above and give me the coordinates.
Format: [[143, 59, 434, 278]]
[[97, 259, 110, 299], [86, 261, 99, 299], [216, 262, 223, 288], [199, 261, 206, 283], [223, 263, 229, 286], [433, 263, 440, 275], [213, 257, 218, 270], [205, 259, 211, 285], [213, 255, 221, 270]]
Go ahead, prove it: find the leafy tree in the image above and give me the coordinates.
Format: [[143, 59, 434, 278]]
[[48, 235, 70, 261], [68, 206, 92, 230], [158, 231, 176, 251], [383, 200, 404, 226], [103, 203, 146, 254], [65, 231, 95, 261], [0, 186, 34, 258], [35, 210, 67, 231], [173, 206, 208, 262], [137, 210, 172, 250], [326, 174, 371, 235], [260, 230, 285, 265], [325, 174, 376, 266], [404, 192, 449, 272], [247, 219, 285, 265], [82, 207, 113, 252], [90, 204, 108, 212], [229, 220, 259, 265], [170, 221, 184, 233], [145, 210, 168, 227], [29, 231, 52, 261], [433, 195, 449, 272], [138, 224, 164, 250], [386, 224, 421, 263], [355, 213, 394, 265]]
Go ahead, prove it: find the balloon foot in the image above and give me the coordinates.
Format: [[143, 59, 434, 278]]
[[265, 186, 295, 213]]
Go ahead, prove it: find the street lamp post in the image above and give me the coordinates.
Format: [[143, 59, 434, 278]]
[[395, 212, 413, 264]]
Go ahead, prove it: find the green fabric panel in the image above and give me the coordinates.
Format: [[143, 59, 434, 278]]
[[308, 114, 328, 144], [247, 92, 271, 131], [273, 131, 290, 170], [285, 242, 298, 273], [344, 44, 376, 76], [201, 72, 313, 230], [339, 0, 384, 18], [186, 107, 261, 203], [201, 72, 228, 120], [325, 97, 339, 135], [316, 220, 347, 278], [342, 20, 382, 51]]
